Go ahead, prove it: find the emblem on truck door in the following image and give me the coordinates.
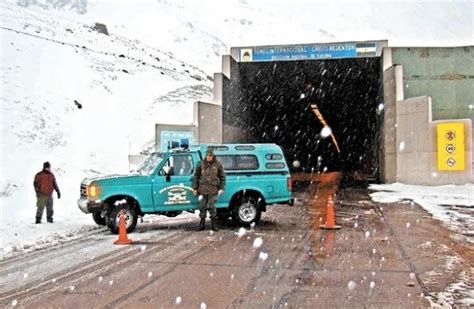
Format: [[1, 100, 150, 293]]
[[159, 185, 193, 205]]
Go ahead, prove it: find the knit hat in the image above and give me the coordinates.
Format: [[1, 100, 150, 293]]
[[206, 148, 214, 156], [43, 161, 51, 169]]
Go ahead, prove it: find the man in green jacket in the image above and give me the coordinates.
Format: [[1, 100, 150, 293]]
[[192, 147, 226, 231]]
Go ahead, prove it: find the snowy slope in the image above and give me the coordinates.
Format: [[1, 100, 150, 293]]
[[14, 0, 473, 73], [0, 0, 473, 259], [0, 1, 211, 256]]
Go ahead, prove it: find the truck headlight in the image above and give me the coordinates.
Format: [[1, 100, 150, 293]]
[[88, 185, 100, 199]]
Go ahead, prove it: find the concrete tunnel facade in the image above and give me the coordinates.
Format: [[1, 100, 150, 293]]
[[154, 41, 473, 186]]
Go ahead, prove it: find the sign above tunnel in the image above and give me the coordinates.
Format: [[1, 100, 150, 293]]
[[232, 40, 387, 62]]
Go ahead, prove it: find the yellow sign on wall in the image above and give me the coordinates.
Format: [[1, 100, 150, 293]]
[[437, 122, 465, 171]]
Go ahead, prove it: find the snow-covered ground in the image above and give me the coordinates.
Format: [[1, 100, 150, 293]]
[[369, 183, 474, 307], [1, 0, 473, 260], [369, 183, 474, 240]]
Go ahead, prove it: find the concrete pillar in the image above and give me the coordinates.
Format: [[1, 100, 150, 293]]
[[382, 47, 393, 71], [222, 55, 231, 78], [382, 66, 399, 182], [197, 101, 222, 143], [213, 73, 223, 104], [394, 66, 404, 101]]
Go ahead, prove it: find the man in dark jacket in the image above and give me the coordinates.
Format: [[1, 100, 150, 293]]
[[34, 162, 61, 224], [192, 148, 226, 231]]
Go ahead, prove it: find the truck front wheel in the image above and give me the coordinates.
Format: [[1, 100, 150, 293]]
[[107, 205, 138, 234], [92, 212, 106, 226]]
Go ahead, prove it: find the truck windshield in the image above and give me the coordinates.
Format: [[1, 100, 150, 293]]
[[137, 152, 164, 175]]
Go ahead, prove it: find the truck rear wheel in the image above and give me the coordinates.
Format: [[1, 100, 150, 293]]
[[232, 196, 261, 226], [107, 205, 138, 234]]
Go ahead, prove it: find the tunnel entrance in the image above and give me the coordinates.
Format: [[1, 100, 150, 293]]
[[222, 42, 384, 181]]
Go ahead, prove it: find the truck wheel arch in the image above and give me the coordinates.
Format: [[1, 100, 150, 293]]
[[230, 189, 266, 212], [104, 195, 144, 216]]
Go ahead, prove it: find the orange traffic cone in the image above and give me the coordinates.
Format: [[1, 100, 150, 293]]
[[114, 210, 133, 245], [320, 196, 341, 229]]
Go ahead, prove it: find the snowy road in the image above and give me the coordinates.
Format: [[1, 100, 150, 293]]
[[1, 179, 472, 307]]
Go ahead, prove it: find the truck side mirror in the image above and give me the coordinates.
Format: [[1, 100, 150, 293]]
[[163, 166, 174, 182]]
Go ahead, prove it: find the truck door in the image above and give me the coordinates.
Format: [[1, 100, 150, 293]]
[[152, 153, 199, 212]]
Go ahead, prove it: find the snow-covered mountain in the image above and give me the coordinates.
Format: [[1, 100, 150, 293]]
[[17, 0, 88, 14], [0, 0, 472, 256], [0, 1, 212, 248]]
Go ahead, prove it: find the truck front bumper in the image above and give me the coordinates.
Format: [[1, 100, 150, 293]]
[[77, 198, 103, 214]]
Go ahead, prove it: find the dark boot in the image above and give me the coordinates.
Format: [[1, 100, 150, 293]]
[[47, 218, 54, 223], [210, 218, 219, 232], [35, 218, 41, 224], [197, 218, 205, 231]]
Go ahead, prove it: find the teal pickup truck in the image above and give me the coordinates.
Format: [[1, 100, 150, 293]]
[[78, 143, 293, 233]]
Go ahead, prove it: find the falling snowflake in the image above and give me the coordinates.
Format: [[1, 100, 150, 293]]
[[377, 103, 384, 113], [370, 281, 375, 289], [148, 272, 153, 278], [399, 141, 405, 151], [237, 227, 246, 237], [347, 280, 357, 291], [175, 296, 182, 304], [365, 231, 370, 239], [259, 252, 268, 261], [200, 303, 207, 309], [11, 300, 17, 307], [253, 237, 263, 248]]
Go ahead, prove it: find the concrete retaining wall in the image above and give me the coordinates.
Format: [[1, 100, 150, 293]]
[[395, 96, 472, 185], [383, 46, 473, 185]]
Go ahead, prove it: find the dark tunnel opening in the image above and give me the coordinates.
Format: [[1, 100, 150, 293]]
[[223, 57, 382, 180]]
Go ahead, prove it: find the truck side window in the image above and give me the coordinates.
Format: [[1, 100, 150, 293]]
[[174, 155, 194, 175], [216, 155, 259, 170], [160, 155, 194, 176]]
